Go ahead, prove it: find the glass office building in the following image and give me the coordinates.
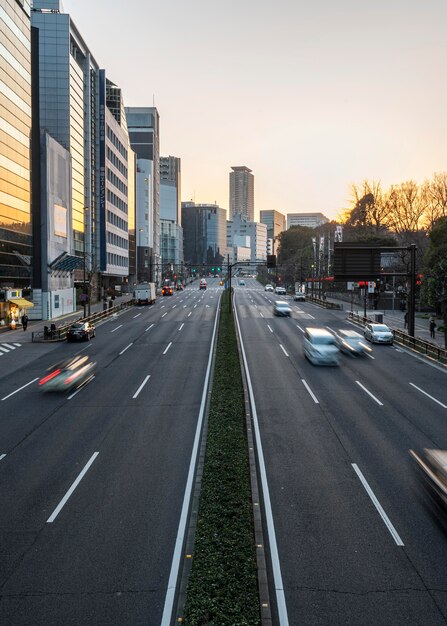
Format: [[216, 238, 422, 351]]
[[181, 202, 226, 267], [0, 0, 32, 290]]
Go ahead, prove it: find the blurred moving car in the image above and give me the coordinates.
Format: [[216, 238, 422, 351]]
[[294, 292, 306, 302], [66, 321, 95, 342], [273, 300, 292, 317], [335, 329, 372, 355], [199, 279, 207, 290], [410, 448, 447, 511], [219, 280, 224, 286], [264, 284, 274, 292], [39, 355, 96, 392], [364, 323, 394, 344], [275, 286, 287, 295], [239, 279, 246, 286], [162, 285, 174, 296], [304, 327, 340, 365]]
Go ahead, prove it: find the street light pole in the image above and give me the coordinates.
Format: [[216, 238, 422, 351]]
[[136, 228, 143, 285]]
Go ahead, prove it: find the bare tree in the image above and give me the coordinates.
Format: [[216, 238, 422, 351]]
[[421, 172, 447, 231], [342, 180, 391, 235]]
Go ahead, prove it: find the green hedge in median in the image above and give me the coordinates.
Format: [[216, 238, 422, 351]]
[[183, 290, 260, 625]]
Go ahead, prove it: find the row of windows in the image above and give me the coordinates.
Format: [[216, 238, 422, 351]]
[[107, 252, 127, 267], [106, 126, 127, 160], [107, 231, 128, 250], [106, 146, 127, 178], [107, 210, 127, 232], [107, 189, 127, 214], [106, 167, 127, 196]]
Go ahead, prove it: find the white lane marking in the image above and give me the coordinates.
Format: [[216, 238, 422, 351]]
[[161, 305, 165, 308], [307, 314, 315, 320], [161, 294, 222, 626], [119, 342, 133, 355], [47, 452, 99, 523], [145, 324, 155, 332], [260, 312, 264, 318], [2, 343, 16, 349], [254, 304, 258, 308], [267, 325, 273, 333], [0, 454, 6, 460], [163, 342, 172, 355], [13, 343, 21, 347], [279, 344, 289, 357], [172, 304, 176, 309], [111, 324, 123, 333], [0, 346, 9, 353], [409, 383, 447, 408], [194, 304, 197, 308], [395, 348, 403, 353], [67, 375, 95, 399], [365, 353, 375, 360], [183, 305, 187, 308], [326, 326, 336, 334], [133, 375, 151, 399], [188, 312, 192, 317], [301, 379, 319, 404], [296, 325, 304, 333], [180, 300, 183, 303], [232, 298, 289, 625], [352, 463, 404, 546], [355, 381, 383, 406], [178, 323, 184, 332], [133, 313, 141, 318], [162, 312, 167, 318], [1, 378, 39, 401]]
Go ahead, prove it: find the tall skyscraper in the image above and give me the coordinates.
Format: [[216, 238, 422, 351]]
[[0, 0, 32, 318], [260, 209, 286, 255], [160, 156, 183, 268], [181, 202, 226, 267], [229, 166, 254, 221]]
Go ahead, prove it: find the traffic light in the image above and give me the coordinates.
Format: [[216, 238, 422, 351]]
[[416, 274, 423, 286], [212, 268, 215, 273], [217, 267, 221, 272]]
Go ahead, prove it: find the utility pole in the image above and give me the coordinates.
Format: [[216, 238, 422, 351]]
[[408, 243, 416, 338]]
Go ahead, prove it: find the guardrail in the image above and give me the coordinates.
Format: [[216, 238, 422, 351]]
[[348, 311, 447, 365], [306, 295, 343, 310], [31, 300, 135, 343]]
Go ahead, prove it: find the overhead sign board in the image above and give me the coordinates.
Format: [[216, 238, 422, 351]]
[[333, 243, 381, 280]]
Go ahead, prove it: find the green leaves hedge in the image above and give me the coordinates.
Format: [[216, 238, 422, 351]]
[[183, 291, 260, 625]]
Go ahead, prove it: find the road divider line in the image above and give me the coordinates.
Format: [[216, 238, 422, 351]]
[[133, 313, 141, 318], [267, 325, 273, 333], [47, 452, 99, 523], [409, 382, 447, 408], [355, 381, 383, 406], [162, 312, 167, 318], [163, 342, 172, 355], [133, 375, 151, 399], [296, 325, 304, 333], [111, 324, 123, 333], [119, 342, 133, 355], [178, 323, 184, 332], [352, 463, 404, 546], [1, 378, 39, 401], [279, 344, 289, 357], [145, 324, 155, 332], [301, 379, 319, 404]]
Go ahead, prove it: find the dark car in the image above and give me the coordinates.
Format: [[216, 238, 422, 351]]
[[66, 321, 95, 342], [162, 285, 174, 296]]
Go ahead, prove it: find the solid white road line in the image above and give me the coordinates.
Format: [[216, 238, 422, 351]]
[[119, 343, 133, 356], [163, 342, 172, 355], [133, 375, 151, 399], [111, 324, 123, 333], [178, 323, 184, 332], [0, 454, 6, 460], [352, 463, 404, 546], [162, 312, 167, 318], [67, 375, 95, 400], [355, 381, 383, 406], [133, 313, 141, 318], [145, 324, 155, 332], [279, 344, 289, 357], [233, 297, 289, 625], [267, 325, 273, 333], [296, 325, 304, 333], [47, 452, 99, 523], [301, 379, 319, 404], [188, 311, 192, 317], [161, 294, 222, 626], [409, 382, 447, 408], [1, 378, 39, 401]]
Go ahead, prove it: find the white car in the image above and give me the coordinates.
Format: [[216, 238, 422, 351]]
[[364, 323, 394, 345], [264, 284, 274, 292], [304, 328, 340, 366], [294, 292, 306, 302], [274, 286, 286, 295]]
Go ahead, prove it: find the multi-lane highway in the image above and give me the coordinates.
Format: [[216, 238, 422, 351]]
[[235, 278, 447, 625], [0, 283, 221, 625]]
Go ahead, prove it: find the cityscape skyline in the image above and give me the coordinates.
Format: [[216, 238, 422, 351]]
[[62, 0, 447, 221]]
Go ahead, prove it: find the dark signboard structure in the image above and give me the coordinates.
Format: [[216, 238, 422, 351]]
[[333, 243, 381, 280]]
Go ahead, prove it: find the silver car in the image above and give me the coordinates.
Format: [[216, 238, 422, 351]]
[[39, 355, 96, 392], [304, 328, 340, 365], [335, 329, 372, 355], [273, 300, 292, 317], [264, 284, 274, 292], [364, 323, 394, 345]]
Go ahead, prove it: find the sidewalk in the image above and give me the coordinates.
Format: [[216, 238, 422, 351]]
[[0, 295, 134, 344], [327, 296, 446, 349]]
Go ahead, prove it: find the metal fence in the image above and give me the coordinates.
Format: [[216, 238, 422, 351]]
[[347, 311, 447, 365], [306, 295, 343, 310], [32, 300, 135, 343]]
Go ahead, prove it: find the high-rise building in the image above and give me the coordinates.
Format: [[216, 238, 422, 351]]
[[160, 156, 183, 269], [287, 212, 329, 229], [181, 202, 226, 267], [126, 107, 160, 284], [229, 166, 254, 221], [260, 209, 286, 255], [227, 215, 267, 264], [0, 0, 32, 323]]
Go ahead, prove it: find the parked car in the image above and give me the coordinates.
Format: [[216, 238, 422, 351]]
[[273, 300, 292, 317], [303, 327, 340, 365], [364, 323, 394, 344], [162, 285, 174, 296], [264, 284, 274, 292], [294, 292, 306, 302], [199, 279, 207, 290], [334, 329, 372, 355], [39, 355, 96, 392], [66, 321, 95, 342], [274, 286, 287, 295]]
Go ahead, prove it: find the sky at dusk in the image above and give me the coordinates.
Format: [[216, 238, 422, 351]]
[[63, 0, 447, 221]]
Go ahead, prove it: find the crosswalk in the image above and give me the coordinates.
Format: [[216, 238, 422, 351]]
[[0, 343, 22, 355]]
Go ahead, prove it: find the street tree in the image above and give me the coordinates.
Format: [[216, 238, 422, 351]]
[[423, 217, 447, 347]]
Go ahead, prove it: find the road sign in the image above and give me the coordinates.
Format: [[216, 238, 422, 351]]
[[368, 281, 375, 293]]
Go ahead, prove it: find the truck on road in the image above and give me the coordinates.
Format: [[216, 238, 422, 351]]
[[133, 283, 156, 305]]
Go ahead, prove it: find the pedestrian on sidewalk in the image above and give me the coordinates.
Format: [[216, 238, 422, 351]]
[[404, 312, 408, 329], [21, 313, 28, 331], [429, 316, 436, 339]]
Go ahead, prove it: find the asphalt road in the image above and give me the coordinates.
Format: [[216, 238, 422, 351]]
[[0, 281, 222, 625], [235, 279, 447, 626]]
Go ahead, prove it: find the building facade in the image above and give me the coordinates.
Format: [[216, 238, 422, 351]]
[[260, 209, 285, 255], [181, 202, 226, 267], [287, 212, 329, 229], [160, 156, 183, 270], [0, 0, 32, 323], [227, 214, 267, 264], [229, 166, 254, 221]]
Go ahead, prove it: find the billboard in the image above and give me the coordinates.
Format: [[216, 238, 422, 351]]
[[53, 204, 67, 238], [333, 243, 381, 280]]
